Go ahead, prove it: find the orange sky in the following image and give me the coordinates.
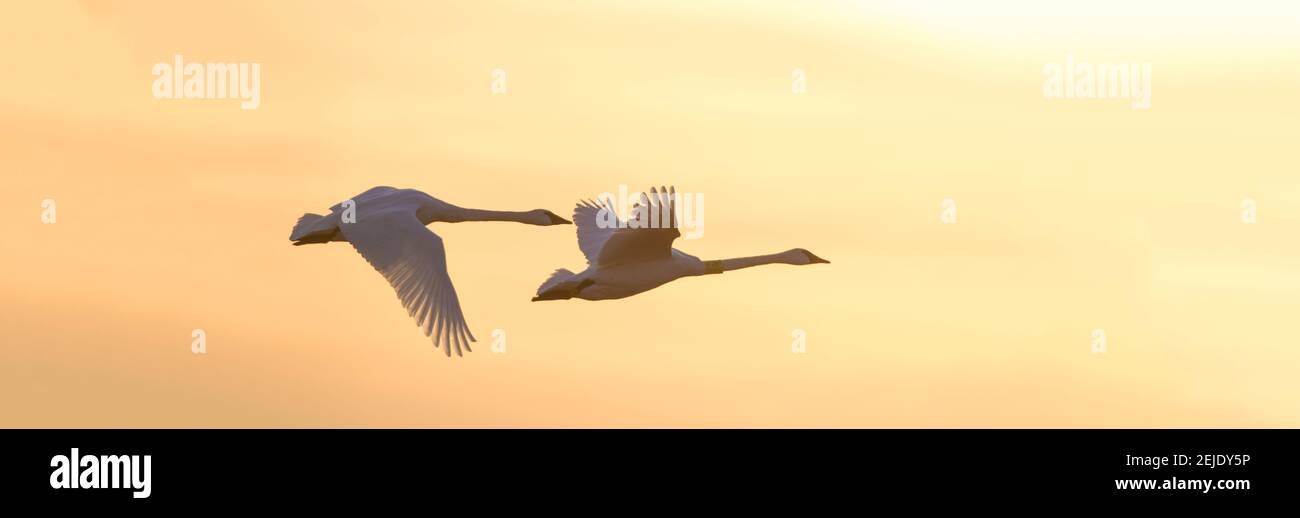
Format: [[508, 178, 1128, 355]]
[[2, 1, 1299, 427]]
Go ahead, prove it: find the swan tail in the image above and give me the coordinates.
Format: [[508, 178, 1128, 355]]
[[534, 269, 576, 298], [536, 268, 576, 294], [289, 213, 326, 241]]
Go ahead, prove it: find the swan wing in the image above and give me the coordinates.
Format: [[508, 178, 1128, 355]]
[[329, 185, 399, 212], [574, 197, 621, 265], [338, 206, 475, 357], [593, 186, 681, 266]]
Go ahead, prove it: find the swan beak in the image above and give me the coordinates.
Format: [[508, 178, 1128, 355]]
[[548, 213, 573, 225], [799, 250, 830, 264]]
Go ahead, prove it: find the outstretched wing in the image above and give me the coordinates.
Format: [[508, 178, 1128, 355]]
[[573, 198, 620, 265], [338, 206, 475, 357], [330, 186, 398, 212], [576, 186, 681, 267]]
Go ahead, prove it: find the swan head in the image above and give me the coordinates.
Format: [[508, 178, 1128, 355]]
[[529, 209, 572, 226], [789, 248, 830, 265]]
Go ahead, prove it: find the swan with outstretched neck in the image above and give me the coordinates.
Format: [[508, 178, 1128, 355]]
[[290, 186, 570, 356], [533, 186, 828, 302]]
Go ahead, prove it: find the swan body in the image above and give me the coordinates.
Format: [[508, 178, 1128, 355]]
[[291, 186, 570, 356], [534, 187, 828, 302]]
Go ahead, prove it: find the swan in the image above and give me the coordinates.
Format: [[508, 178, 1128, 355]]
[[532, 186, 828, 302], [290, 186, 571, 356]]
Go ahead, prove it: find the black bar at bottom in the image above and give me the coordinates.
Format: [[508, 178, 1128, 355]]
[[0, 429, 1291, 505]]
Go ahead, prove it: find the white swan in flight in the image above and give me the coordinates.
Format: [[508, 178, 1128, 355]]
[[290, 186, 571, 356], [533, 186, 828, 302]]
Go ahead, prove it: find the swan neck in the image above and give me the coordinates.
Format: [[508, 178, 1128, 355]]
[[455, 208, 531, 223], [711, 252, 791, 273]]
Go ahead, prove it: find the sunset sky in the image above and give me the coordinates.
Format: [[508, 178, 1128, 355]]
[[3, 1, 1299, 427]]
